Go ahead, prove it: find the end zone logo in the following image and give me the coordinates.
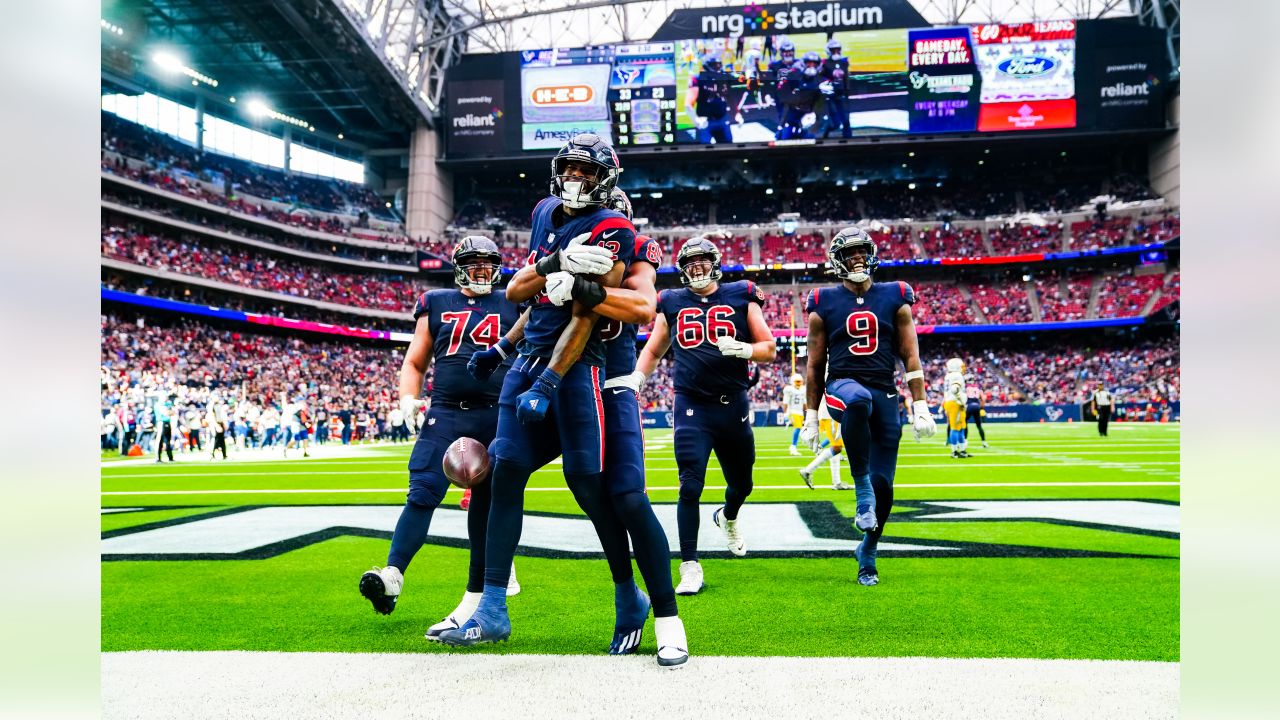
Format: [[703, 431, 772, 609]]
[[531, 85, 594, 105]]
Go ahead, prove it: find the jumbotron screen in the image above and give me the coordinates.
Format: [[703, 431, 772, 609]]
[[444, 19, 1167, 157]]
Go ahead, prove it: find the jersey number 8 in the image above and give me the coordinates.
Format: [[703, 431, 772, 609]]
[[676, 305, 736, 349], [846, 310, 878, 356]]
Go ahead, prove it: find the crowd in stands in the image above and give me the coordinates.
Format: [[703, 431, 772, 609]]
[[916, 225, 985, 259], [1095, 268, 1165, 319], [979, 338, 1179, 405], [912, 283, 976, 326], [102, 227, 422, 313], [988, 221, 1065, 255], [969, 279, 1034, 324], [1133, 213, 1181, 243], [759, 232, 824, 264], [1033, 271, 1093, 322], [103, 194, 415, 267], [1068, 216, 1133, 251]]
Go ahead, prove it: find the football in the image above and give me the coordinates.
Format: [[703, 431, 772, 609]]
[[442, 436, 491, 489]]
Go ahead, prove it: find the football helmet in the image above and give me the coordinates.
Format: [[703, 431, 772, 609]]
[[946, 358, 966, 374], [801, 51, 822, 77], [778, 38, 796, 64], [608, 187, 634, 221], [549, 133, 621, 210], [676, 236, 722, 290], [828, 226, 879, 282], [826, 38, 842, 56], [791, 373, 804, 388], [452, 235, 503, 295], [702, 53, 723, 73]]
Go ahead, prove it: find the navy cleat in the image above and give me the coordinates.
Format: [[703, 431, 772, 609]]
[[359, 566, 402, 615], [609, 585, 651, 655], [855, 540, 879, 586], [437, 607, 511, 647]]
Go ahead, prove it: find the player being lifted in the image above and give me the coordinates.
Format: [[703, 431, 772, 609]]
[[467, 187, 688, 666], [634, 237, 778, 595], [800, 227, 937, 586], [686, 53, 735, 144], [942, 357, 970, 458], [358, 237, 523, 622], [964, 371, 989, 448], [784, 372, 806, 456], [439, 134, 691, 665]]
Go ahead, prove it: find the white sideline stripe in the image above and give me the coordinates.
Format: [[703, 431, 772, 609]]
[[101, 461, 1181, 479], [102, 481, 1179, 496], [101, 651, 1179, 720]]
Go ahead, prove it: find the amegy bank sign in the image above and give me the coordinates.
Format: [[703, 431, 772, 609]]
[[650, 1, 928, 40]]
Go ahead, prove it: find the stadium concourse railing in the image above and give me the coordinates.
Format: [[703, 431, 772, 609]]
[[101, 164, 412, 254]]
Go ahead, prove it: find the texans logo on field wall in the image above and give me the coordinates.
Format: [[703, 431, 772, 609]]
[[101, 500, 1179, 561]]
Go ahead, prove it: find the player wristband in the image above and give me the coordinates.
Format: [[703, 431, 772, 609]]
[[804, 409, 818, 423], [535, 368, 563, 391], [494, 337, 515, 359], [571, 276, 607, 308], [904, 370, 924, 381], [534, 253, 561, 277]]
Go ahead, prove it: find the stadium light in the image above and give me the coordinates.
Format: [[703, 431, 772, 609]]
[[908, 151, 915, 157], [518, 173, 526, 178], [151, 50, 218, 88], [101, 19, 125, 36], [246, 98, 270, 118], [908, 183, 917, 190], [649, 192, 663, 199], [337, 133, 344, 140], [796, 188, 804, 194], [385, 202, 392, 208], [822, 166, 829, 172], [244, 96, 311, 130], [765, 188, 774, 195]]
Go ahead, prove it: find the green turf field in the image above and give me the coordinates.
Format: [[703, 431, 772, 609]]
[[101, 423, 1179, 661]]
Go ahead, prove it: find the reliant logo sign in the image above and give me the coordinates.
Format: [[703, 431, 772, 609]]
[[447, 80, 506, 156], [650, 0, 926, 41], [1100, 82, 1150, 98]]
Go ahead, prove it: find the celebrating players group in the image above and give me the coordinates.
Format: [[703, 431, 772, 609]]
[[359, 133, 939, 668]]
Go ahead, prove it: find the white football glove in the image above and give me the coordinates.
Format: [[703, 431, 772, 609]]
[[560, 234, 615, 275], [801, 112, 817, 128], [602, 370, 647, 393], [799, 409, 821, 452], [399, 394, 422, 420], [714, 336, 753, 359], [818, 80, 834, 95], [694, 116, 709, 130], [912, 400, 937, 440], [544, 271, 575, 306]]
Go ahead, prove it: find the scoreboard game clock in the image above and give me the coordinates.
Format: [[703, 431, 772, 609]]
[[608, 43, 678, 146]]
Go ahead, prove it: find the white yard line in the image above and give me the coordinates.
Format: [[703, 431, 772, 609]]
[[101, 651, 1178, 720]]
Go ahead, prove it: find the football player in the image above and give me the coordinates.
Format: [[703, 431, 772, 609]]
[[633, 237, 778, 595], [686, 53, 734, 144], [766, 38, 798, 127], [437, 134, 642, 652], [466, 188, 689, 667], [820, 37, 851, 139], [800, 227, 937, 586], [783, 372, 806, 455], [776, 51, 827, 140], [964, 372, 989, 448], [942, 358, 970, 458], [358, 236, 523, 624], [799, 394, 852, 491]]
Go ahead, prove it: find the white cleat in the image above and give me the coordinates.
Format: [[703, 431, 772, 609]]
[[507, 563, 521, 597], [789, 445, 801, 456], [675, 561, 704, 596], [982, 441, 989, 448], [359, 565, 403, 615], [832, 478, 853, 490], [713, 506, 747, 557], [654, 615, 690, 669], [799, 467, 815, 490]]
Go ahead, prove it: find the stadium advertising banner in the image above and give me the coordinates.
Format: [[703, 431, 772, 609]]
[[443, 19, 1164, 158], [649, 1, 928, 41], [446, 80, 506, 155], [907, 27, 981, 133]]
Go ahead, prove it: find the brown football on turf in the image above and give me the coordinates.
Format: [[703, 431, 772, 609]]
[[443, 436, 491, 489]]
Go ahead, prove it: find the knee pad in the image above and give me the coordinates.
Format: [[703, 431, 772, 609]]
[[611, 490, 650, 518], [678, 476, 705, 504], [407, 475, 447, 508]]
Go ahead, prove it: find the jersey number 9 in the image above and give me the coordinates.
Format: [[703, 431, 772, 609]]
[[846, 310, 878, 356]]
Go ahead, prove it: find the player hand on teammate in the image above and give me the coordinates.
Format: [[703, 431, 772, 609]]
[[544, 271, 576, 306], [515, 369, 562, 424], [535, 237, 614, 278], [713, 336, 753, 359], [468, 337, 513, 382], [911, 400, 937, 440], [602, 370, 647, 393], [799, 409, 821, 453]]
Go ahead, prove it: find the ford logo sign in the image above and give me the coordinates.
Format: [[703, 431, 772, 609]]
[[997, 56, 1057, 77]]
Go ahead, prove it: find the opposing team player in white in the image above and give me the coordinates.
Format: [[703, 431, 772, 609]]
[[799, 394, 852, 490], [783, 372, 806, 455], [942, 357, 970, 458]]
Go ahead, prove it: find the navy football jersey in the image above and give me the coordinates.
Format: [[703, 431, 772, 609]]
[[520, 196, 637, 367], [413, 288, 521, 404], [601, 234, 664, 380], [806, 281, 916, 391], [658, 280, 766, 397]]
